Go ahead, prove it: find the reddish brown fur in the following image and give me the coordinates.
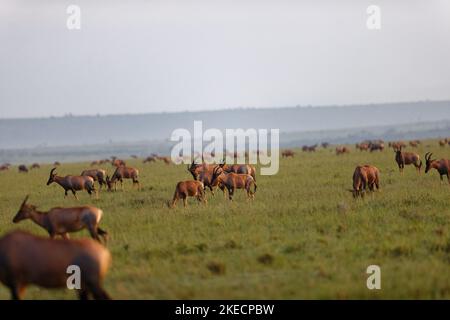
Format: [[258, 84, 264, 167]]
[[18, 165, 28, 173], [395, 147, 422, 173], [0, 230, 111, 300], [350, 165, 380, 198], [13, 196, 108, 243], [336, 146, 350, 155], [211, 166, 257, 200], [81, 169, 107, 189], [281, 150, 295, 158], [47, 168, 96, 199], [168, 180, 206, 208], [106, 166, 140, 191], [425, 152, 450, 184]]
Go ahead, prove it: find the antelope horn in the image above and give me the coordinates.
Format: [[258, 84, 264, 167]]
[[50, 167, 57, 175], [21, 195, 29, 207]]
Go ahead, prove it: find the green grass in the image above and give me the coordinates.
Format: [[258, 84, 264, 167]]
[[0, 140, 449, 299]]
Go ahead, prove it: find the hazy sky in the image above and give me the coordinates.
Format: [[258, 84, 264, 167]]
[[0, 0, 449, 118]]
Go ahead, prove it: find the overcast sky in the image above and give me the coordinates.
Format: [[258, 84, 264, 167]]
[[0, 0, 449, 119]]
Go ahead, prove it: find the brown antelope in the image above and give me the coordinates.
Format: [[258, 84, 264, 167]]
[[302, 144, 317, 152], [424, 152, 450, 184], [394, 147, 422, 173], [211, 165, 257, 200], [0, 230, 111, 300], [281, 149, 295, 158], [349, 165, 380, 198], [321, 142, 330, 149], [18, 165, 28, 173], [187, 161, 221, 195], [222, 163, 257, 182], [90, 160, 99, 166], [336, 146, 350, 155], [47, 168, 97, 199], [168, 180, 207, 208], [81, 169, 107, 189], [439, 139, 447, 147], [356, 142, 369, 151], [143, 156, 156, 163], [30, 163, 40, 169], [0, 164, 10, 171], [13, 195, 108, 243], [53, 161, 61, 166], [157, 156, 171, 165], [112, 158, 126, 167], [106, 166, 140, 191], [409, 140, 420, 147], [369, 141, 384, 152]]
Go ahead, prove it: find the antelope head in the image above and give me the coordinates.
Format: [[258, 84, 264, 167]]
[[424, 152, 436, 173], [13, 195, 36, 223], [46, 168, 57, 185]]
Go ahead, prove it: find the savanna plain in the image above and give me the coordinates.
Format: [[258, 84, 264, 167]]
[[0, 140, 449, 299]]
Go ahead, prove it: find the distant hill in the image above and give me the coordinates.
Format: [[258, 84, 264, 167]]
[[1, 100, 450, 150]]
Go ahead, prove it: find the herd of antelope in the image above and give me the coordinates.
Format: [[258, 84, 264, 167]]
[[1, 138, 450, 299]]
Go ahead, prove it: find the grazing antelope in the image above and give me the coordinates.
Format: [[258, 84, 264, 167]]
[[47, 168, 97, 199], [424, 152, 450, 184], [336, 146, 350, 155], [394, 147, 422, 173], [302, 144, 317, 152], [211, 165, 257, 200], [157, 156, 171, 165], [350, 165, 380, 198], [143, 156, 156, 163], [81, 169, 107, 189], [30, 163, 40, 169], [356, 142, 369, 151], [18, 165, 28, 173], [53, 161, 61, 166], [0, 164, 9, 171], [369, 141, 384, 152], [106, 166, 140, 191], [0, 230, 111, 300], [281, 149, 295, 158], [168, 180, 207, 208], [409, 140, 420, 147], [91, 160, 99, 166], [321, 142, 330, 149], [13, 195, 108, 243], [439, 139, 447, 147], [130, 155, 138, 159]]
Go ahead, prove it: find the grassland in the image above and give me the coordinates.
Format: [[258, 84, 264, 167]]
[[0, 140, 449, 299]]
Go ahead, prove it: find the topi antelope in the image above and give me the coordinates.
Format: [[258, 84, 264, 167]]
[[106, 166, 140, 191], [143, 156, 156, 163], [53, 161, 61, 166], [356, 142, 370, 151], [438, 139, 447, 147], [13, 195, 108, 243], [349, 165, 380, 198], [30, 163, 40, 169], [18, 165, 28, 173], [281, 149, 295, 158], [0, 230, 111, 300], [211, 165, 257, 200], [222, 163, 257, 182], [47, 168, 97, 199], [81, 169, 107, 189], [168, 180, 207, 208], [187, 161, 221, 195], [0, 164, 10, 171], [336, 146, 350, 155], [394, 147, 422, 173], [369, 141, 384, 152], [424, 152, 450, 184]]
